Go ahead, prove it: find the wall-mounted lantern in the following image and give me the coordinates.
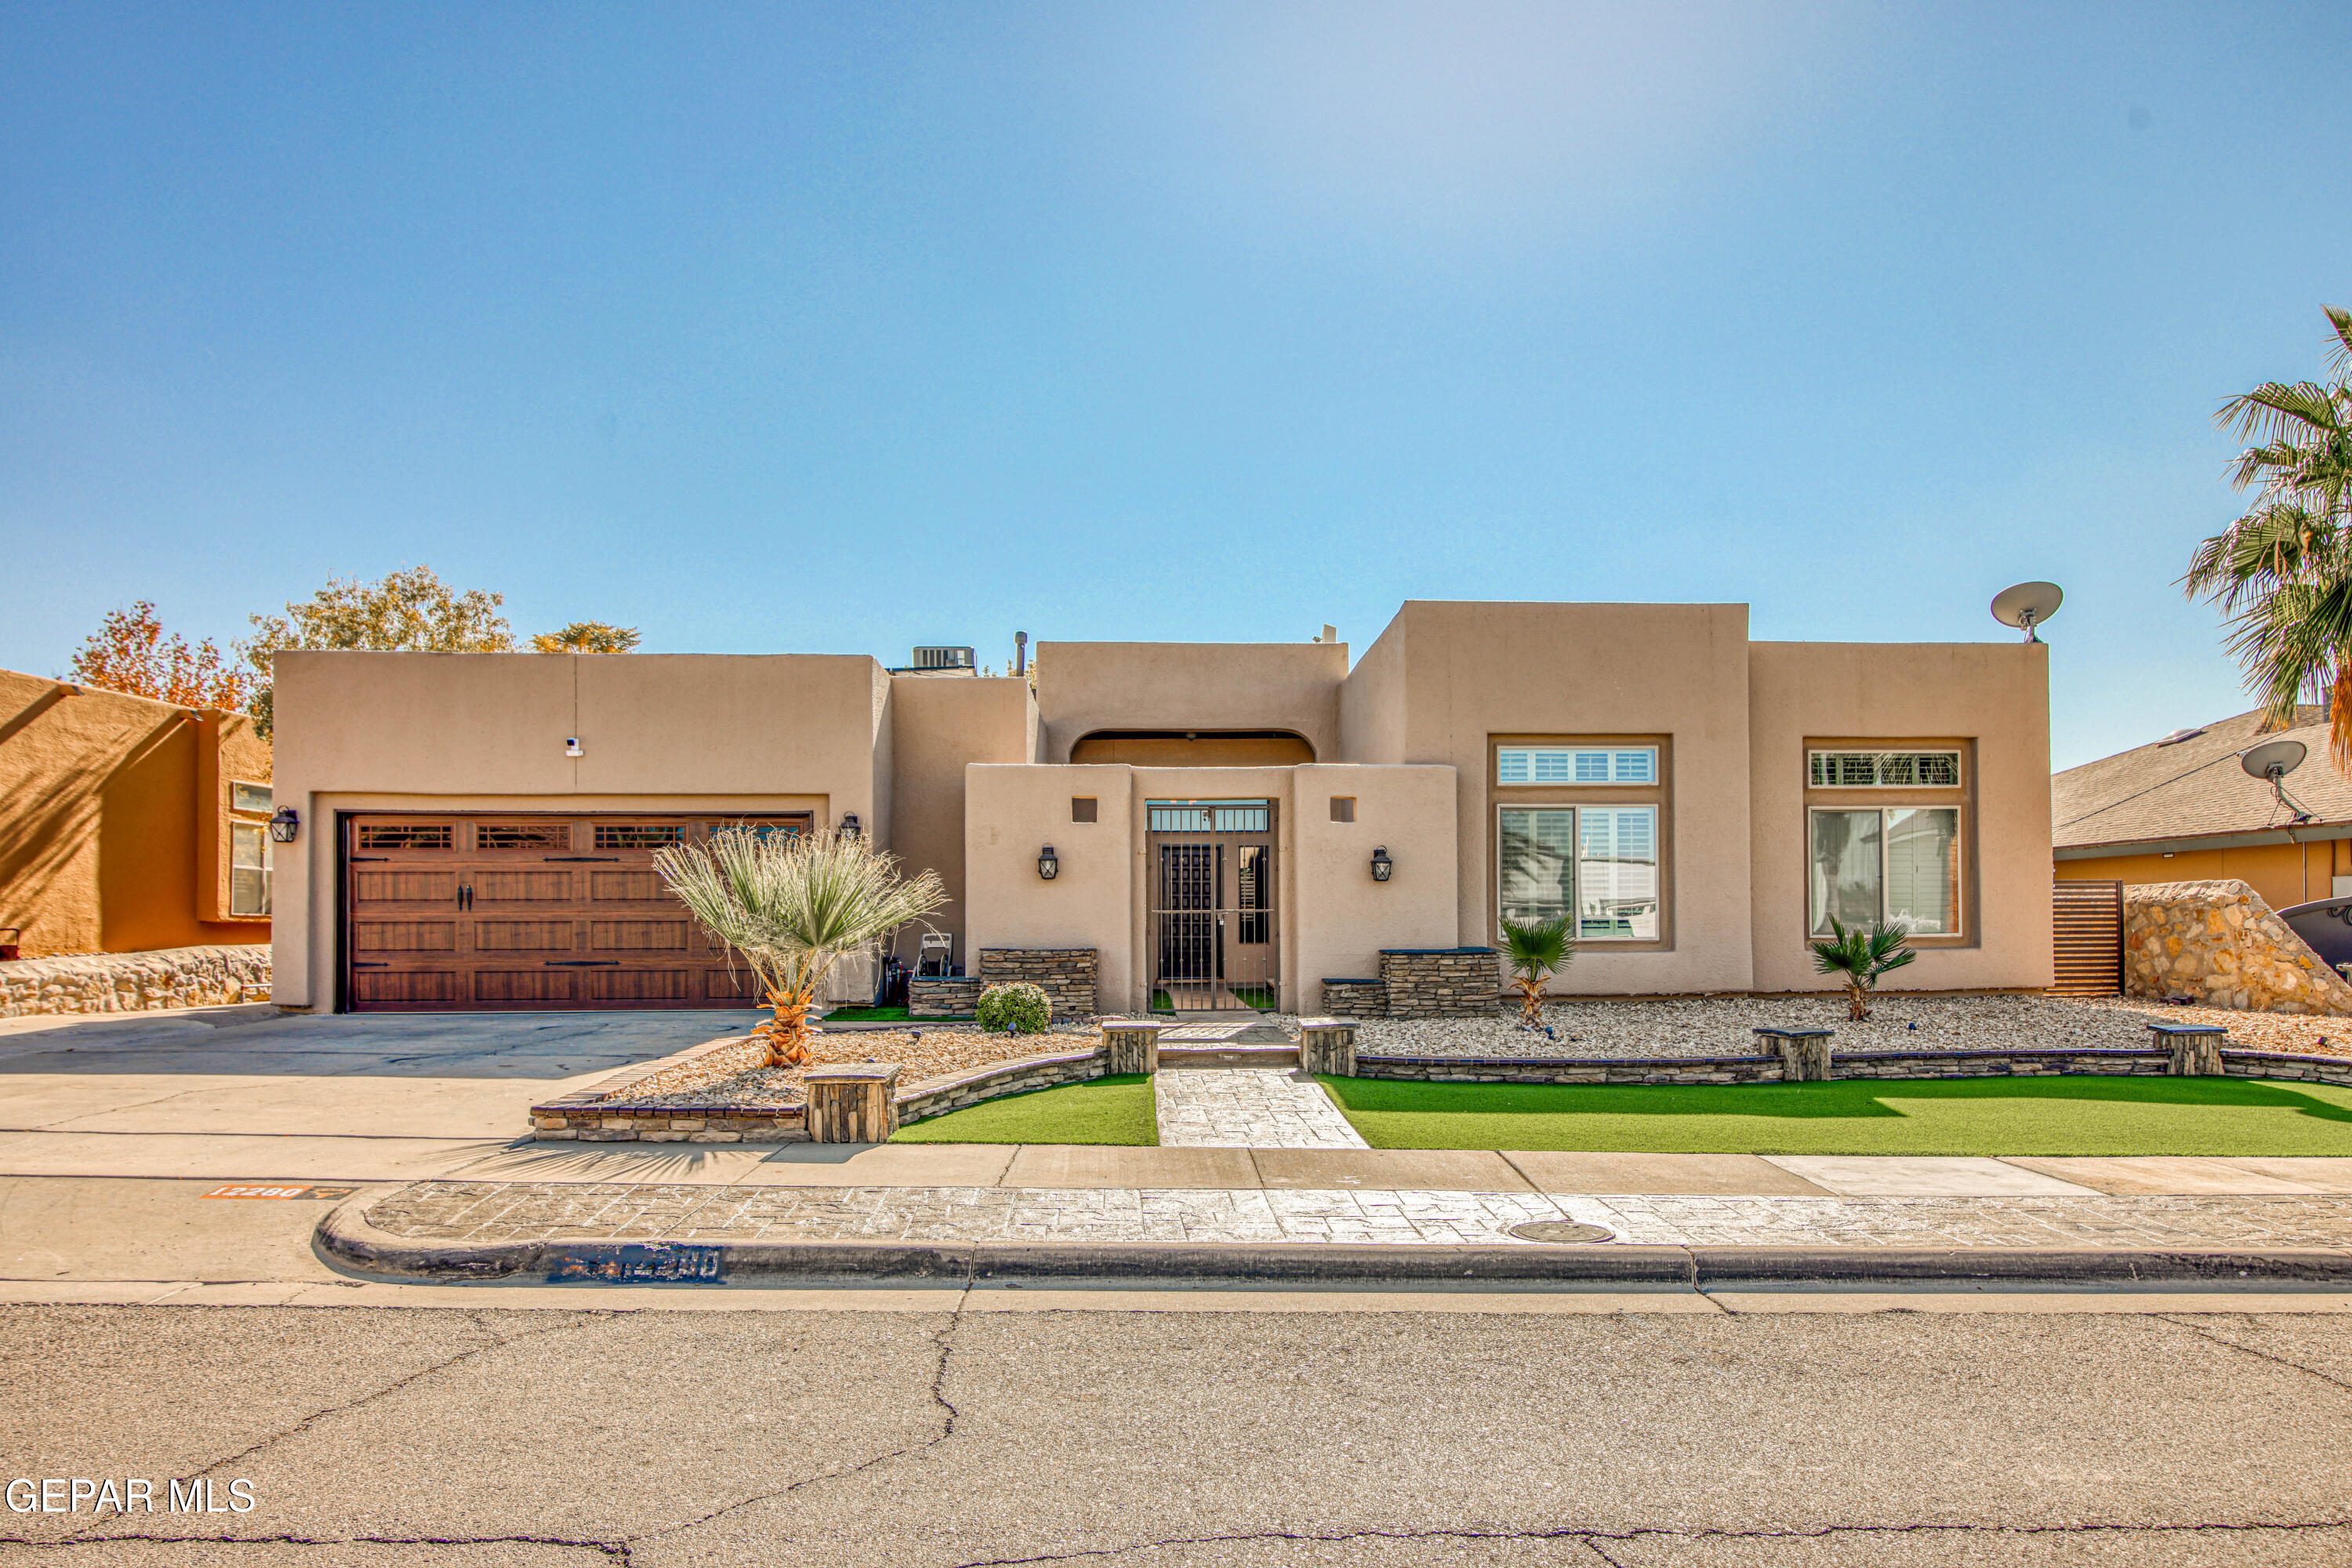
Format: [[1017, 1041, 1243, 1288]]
[[1038, 845, 1059, 880], [268, 807, 301, 844], [839, 813, 862, 840], [1370, 845, 1393, 883]]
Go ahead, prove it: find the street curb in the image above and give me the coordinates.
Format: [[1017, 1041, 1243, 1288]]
[[314, 1198, 2352, 1290]]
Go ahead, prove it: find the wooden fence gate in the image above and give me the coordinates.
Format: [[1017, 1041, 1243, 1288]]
[[2050, 879, 2125, 996]]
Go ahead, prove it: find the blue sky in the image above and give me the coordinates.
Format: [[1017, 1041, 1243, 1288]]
[[3, 2, 2348, 769]]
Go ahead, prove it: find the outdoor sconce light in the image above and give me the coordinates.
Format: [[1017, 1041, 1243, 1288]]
[[267, 808, 301, 844], [1370, 846, 1393, 883], [1038, 845, 1059, 880], [840, 813, 862, 840]]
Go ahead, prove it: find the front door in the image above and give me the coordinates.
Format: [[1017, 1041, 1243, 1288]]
[[1147, 800, 1278, 1011]]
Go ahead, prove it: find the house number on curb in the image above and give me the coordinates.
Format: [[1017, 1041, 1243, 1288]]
[[1507, 1221, 1617, 1244], [550, 1244, 726, 1284], [201, 1185, 358, 1200]]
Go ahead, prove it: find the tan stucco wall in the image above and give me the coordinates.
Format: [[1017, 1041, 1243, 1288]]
[[270, 652, 895, 1009], [1748, 641, 2052, 993], [1290, 764, 1460, 1011], [965, 764, 1138, 1007], [1036, 642, 1347, 764], [1348, 601, 1757, 995], [1, 670, 269, 957], [886, 675, 1036, 963], [2059, 840, 2346, 916], [1336, 620, 1409, 764]]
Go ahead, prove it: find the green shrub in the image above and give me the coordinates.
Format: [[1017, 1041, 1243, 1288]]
[[976, 981, 1051, 1033]]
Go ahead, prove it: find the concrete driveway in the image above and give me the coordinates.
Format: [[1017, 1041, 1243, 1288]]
[[0, 1006, 749, 1180]]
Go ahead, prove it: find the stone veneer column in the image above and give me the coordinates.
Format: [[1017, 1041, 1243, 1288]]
[[1297, 1018, 1357, 1076], [1755, 1027, 1833, 1082], [2151, 1023, 2227, 1076], [804, 1064, 902, 1142], [1099, 1020, 1163, 1076]]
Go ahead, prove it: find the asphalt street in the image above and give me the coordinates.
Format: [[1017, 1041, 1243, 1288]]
[[1, 1300, 2350, 1566]]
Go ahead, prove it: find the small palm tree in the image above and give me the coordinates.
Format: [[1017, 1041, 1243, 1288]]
[[2183, 306, 2352, 769], [1809, 916, 1917, 1022], [654, 828, 946, 1066], [1500, 915, 1574, 1025]]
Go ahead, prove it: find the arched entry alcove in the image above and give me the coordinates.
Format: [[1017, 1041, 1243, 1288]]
[[1069, 730, 1316, 767]]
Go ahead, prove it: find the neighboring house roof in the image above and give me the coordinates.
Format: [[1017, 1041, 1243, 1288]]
[[2053, 706, 2352, 851]]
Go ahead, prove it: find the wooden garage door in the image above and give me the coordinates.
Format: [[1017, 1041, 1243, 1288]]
[[343, 814, 811, 1011]]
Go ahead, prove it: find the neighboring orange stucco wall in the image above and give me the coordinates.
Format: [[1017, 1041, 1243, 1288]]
[[0, 668, 270, 957], [2058, 840, 2347, 916]]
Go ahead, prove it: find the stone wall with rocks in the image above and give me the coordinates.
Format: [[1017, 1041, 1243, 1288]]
[[2123, 880, 2352, 1015], [1318, 978, 1387, 1019], [1377, 949, 1501, 1018], [977, 948, 1098, 1021], [909, 976, 981, 1018], [0, 944, 270, 1018]]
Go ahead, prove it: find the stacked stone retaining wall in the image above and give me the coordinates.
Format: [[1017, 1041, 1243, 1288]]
[[1354, 1045, 2352, 1087], [2124, 879, 2352, 1015], [1377, 949, 1501, 1018], [1, 945, 271, 1018], [909, 976, 981, 1018], [977, 948, 1098, 1021]]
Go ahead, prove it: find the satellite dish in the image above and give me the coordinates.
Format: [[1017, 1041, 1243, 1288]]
[[2241, 739, 2308, 781], [1991, 582, 2064, 643]]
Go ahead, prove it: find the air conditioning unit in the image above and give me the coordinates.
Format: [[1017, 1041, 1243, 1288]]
[[912, 646, 975, 671]]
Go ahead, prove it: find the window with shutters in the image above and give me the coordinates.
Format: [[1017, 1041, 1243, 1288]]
[[1492, 735, 1670, 946]]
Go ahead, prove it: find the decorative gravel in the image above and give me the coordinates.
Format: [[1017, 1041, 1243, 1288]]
[[1356, 993, 2352, 1061], [622, 1025, 1095, 1109]]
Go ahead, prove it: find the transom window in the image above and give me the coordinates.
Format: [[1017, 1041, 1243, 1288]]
[[1499, 805, 1658, 940], [1807, 750, 1962, 788], [1809, 808, 1960, 936], [1147, 803, 1269, 833], [1497, 746, 1657, 786]]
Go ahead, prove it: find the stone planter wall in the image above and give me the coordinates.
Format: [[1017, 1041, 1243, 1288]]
[[0, 945, 271, 1018], [977, 948, 1098, 1021], [1318, 979, 1387, 1019], [896, 1047, 1105, 1120], [1354, 1044, 2352, 1087], [909, 976, 981, 1018], [2124, 880, 2352, 1015], [1377, 949, 1501, 1018]]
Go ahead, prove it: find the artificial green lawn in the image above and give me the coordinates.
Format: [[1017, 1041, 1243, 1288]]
[[1318, 1074, 2352, 1157], [891, 1074, 1157, 1145]]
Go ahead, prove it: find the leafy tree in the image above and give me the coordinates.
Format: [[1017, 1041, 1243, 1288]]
[[239, 566, 513, 737], [1809, 916, 1917, 1022], [69, 601, 255, 710], [654, 828, 946, 1066], [531, 622, 642, 654], [2183, 306, 2352, 768], [1499, 915, 1574, 1024]]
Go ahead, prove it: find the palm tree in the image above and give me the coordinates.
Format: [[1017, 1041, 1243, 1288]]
[[1809, 916, 1917, 1022], [2183, 307, 2352, 769], [1499, 915, 1574, 1025], [653, 828, 946, 1066]]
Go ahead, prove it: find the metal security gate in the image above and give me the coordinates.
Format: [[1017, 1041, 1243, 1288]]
[[2050, 879, 2125, 996], [342, 812, 811, 1011], [1148, 800, 1277, 1011]]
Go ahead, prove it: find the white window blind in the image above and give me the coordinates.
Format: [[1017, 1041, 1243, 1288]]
[[1497, 747, 1657, 786]]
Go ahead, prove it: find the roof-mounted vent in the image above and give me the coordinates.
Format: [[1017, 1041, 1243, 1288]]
[[2155, 727, 2208, 747], [913, 645, 975, 672]]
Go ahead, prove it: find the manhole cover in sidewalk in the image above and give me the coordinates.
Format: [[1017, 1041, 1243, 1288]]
[[1508, 1221, 1616, 1244]]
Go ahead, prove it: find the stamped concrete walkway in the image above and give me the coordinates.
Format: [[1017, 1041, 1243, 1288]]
[[1152, 1065, 1369, 1149]]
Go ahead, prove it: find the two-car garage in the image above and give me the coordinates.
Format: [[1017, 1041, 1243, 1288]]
[[342, 812, 809, 1011]]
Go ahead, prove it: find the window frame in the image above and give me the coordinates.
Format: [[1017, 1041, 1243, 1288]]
[[1497, 803, 1662, 943], [1806, 750, 1964, 789], [1800, 737, 1973, 949], [1497, 745, 1659, 786], [1489, 734, 1673, 951], [229, 822, 271, 917]]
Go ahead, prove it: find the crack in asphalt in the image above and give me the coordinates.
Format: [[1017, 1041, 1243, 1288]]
[[945, 1518, 2352, 1565], [186, 1309, 610, 1479], [620, 1304, 969, 1548], [2157, 1312, 2352, 1396]]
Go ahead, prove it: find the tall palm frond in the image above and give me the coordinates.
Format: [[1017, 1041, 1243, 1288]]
[[2183, 306, 2352, 770]]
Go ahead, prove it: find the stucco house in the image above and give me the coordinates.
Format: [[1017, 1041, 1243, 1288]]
[[267, 601, 2053, 1015], [0, 668, 275, 957]]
